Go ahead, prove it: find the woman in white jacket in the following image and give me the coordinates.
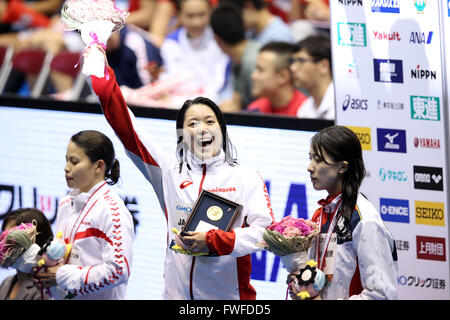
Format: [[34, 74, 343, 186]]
[[89, 46, 274, 300], [288, 125, 398, 300], [32, 130, 134, 299]]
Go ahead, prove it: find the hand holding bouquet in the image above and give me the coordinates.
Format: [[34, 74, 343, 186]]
[[61, 0, 129, 77], [259, 216, 326, 299], [0, 222, 40, 273]]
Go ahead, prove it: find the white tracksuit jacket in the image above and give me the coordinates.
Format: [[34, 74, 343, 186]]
[[91, 68, 275, 300], [54, 181, 134, 299], [310, 193, 398, 300]]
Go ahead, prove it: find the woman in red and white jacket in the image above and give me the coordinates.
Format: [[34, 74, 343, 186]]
[[88, 45, 274, 300], [33, 130, 134, 300]]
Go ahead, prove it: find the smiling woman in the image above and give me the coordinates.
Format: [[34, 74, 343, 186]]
[[89, 46, 275, 300]]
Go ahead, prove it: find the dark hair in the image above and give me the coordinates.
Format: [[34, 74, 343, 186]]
[[70, 130, 120, 185], [260, 41, 295, 72], [1, 208, 53, 248], [294, 34, 332, 75], [210, 2, 245, 45], [310, 126, 366, 220], [222, 0, 266, 10], [175, 97, 237, 172]]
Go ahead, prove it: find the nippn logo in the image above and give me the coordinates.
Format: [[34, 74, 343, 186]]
[[415, 201, 445, 227], [346, 126, 371, 150]]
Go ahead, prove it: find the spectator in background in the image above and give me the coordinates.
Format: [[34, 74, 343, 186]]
[[247, 41, 307, 116], [224, 0, 295, 45], [159, 0, 230, 103], [290, 0, 330, 42], [0, 208, 53, 300], [210, 1, 261, 112], [290, 34, 334, 120]]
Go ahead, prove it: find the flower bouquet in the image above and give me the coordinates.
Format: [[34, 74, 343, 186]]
[[259, 216, 319, 272], [0, 222, 41, 273], [259, 216, 326, 299], [61, 0, 129, 77]]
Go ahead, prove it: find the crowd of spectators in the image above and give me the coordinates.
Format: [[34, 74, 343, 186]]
[[0, 0, 332, 119]]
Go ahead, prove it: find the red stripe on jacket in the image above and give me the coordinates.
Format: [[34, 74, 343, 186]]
[[91, 67, 159, 167]]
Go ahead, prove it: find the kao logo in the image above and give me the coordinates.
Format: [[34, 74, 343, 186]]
[[373, 59, 403, 83], [337, 22, 366, 47], [411, 96, 440, 121], [415, 201, 445, 226], [346, 126, 371, 150], [371, 0, 400, 13], [416, 235, 446, 261], [380, 198, 409, 223], [377, 128, 406, 153]]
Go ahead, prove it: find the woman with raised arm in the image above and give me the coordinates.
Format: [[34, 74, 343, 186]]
[[89, 46, 274, 300]]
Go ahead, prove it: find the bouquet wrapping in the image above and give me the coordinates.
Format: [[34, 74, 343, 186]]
[[61, 0, 129, 77], [0, 222, 39, 272]]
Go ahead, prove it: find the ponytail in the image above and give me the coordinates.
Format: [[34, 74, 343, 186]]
[[106, 158, 120, 185]]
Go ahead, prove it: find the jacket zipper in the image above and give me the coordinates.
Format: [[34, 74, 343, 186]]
[[189, 163, 207, 300]]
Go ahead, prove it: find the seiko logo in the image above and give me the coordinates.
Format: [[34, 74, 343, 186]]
[[413, 137, 440, 149], [411, 65, 436, 80], [342, 94, 368, 111]]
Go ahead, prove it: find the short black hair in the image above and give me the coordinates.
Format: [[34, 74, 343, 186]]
[[259, 41, 295, 72], [210, 2, 245, 45], [1, 208, 53, 248], [222, 0, 266, 10], [294, 34, 331, 68], [174, 0, 211, 12]]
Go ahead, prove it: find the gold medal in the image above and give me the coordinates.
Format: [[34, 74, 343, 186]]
[[206, 206, 223, 221]]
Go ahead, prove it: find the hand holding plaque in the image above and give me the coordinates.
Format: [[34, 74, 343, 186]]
[[170, 190, 242, 256]]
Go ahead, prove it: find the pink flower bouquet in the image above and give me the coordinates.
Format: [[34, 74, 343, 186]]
[[0, 222, 37, 268], [259, 216, 319, 272]]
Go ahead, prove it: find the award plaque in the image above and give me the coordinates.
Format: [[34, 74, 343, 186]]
[[182, 190, 243, 233]]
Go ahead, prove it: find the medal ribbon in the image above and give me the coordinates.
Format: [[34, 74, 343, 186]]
[[316, 198, 342, 271]]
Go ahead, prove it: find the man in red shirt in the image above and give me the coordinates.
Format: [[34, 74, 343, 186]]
[[247, 41, 307, 116]]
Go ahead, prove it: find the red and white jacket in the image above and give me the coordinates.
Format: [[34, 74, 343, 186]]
[[91, 67, 274, 300], [54, 181, 134, 299]]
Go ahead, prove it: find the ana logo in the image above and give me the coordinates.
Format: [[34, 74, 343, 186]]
[[414, 0, 426, 13], [377, 100, 404, 110], [417, 236, 446, 261], [410, 31, 433, 44], [339, 0, 363, 5], [373, 59, 403, 83], [413, 165, 443, 191], [373, 30, 401, 41], [371, 0, 400, 13], [346, 126, 371, 150], [413, 137, 440, 149], [337, 22, 366, 47], [415, 201, 445, 226], [377, 128, 406, 153], [342, 94, 368, 111], [380, 198, 409, 223], [411, 96, 440, 121], [411, 65, 436, 80]]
